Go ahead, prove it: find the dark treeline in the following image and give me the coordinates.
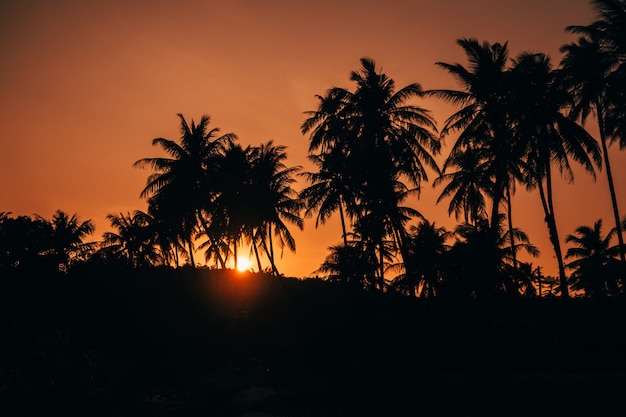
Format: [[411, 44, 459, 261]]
[[3, 1, 626, 299], [2, 267, 626, 416]]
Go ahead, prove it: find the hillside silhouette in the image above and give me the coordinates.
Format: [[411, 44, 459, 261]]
[[2, 266, 625, 416]]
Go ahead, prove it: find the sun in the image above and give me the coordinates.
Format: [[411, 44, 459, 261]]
[[236, 257, 251, 272]]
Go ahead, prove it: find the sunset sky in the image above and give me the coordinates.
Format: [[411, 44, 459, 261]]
[[1, 0, 624, 278]]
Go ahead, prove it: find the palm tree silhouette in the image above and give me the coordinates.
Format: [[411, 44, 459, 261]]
[[302, 58, 440, 286], [316, 238, 378, 289], [102, 211, 162, 267], [134, 114, 235, 267], [510, 52, 602, 299], [37, 210, 96, 271], [391, 220, 452, 298], [201, 140, 303, 274], [434, 140, 489, 225], [300, 149, 356, 247], [209, 141, 255, 270], [248, 141, 304, 275], [565, 219, 621, 297], [427, 39, 524, 234], [449, 215, 538, 298], [561, 21, 626, 276]]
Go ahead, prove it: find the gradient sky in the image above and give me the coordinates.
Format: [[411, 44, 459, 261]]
[[1, 0, 624, 278]]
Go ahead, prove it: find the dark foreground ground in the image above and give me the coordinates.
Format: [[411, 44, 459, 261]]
[[2, 266, 626, 416]]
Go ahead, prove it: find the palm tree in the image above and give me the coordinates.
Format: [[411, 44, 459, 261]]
[[38, 210, 96, 271], [434, 142, 490, 225], [204, 141, 303, 274], [208, 142, 255, 270], [102, 211, 161, 267], [316, 239, 379, 289], [299, 148, 356, 247], [302, 58, 440, 285], [565, 219, 621, 297], [391, 220, 452, 298], [446, 215, 538, 298], [428, 39, 532, 295], [561, 16, 626, 275], [248, 141, 304, 275], [134, 114, 235, 267], [510, 52, 602, 299], [427, 39, 525, 233]]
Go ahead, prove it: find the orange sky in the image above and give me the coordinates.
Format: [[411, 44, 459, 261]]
[[1, 0, 625, 278]]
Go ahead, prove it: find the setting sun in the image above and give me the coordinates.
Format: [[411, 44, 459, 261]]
[[236, 257, 251, 272]]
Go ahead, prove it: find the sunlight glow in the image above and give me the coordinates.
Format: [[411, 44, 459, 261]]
[[236, 257, 251, 272]]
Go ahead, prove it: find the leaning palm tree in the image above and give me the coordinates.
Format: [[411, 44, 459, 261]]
[[565, 219, 621, 297], [561, 25, 626, 274], [302, 58, 440, 283], [134, 114, 235, 267], [510, 52, 602, 299]]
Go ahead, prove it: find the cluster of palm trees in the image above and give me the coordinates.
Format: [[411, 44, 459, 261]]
[[0, 210, 95, 271], [302, 0, 626, 298], [1, 1, 625, 300], [121, 115, 304, 274]]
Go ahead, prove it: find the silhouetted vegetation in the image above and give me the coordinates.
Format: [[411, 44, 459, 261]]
[[3, 1, 626, 414], [2, 267, 626, 416]]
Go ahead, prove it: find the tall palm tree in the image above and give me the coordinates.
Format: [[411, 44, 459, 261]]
[[565, 219, 621, 297], [208, 142, 255, 269], [427, 39, 525, 233], [134, 114, 235, 267], [302, 58, 440, 284], [510, 52, 602, 299], [561, 21, 626, 274], [248, 141, 304, 275]]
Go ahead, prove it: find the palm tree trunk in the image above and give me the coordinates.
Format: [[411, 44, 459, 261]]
[[490, 185, 502, 232], [252, 230, 263, 272], [506, 184, 518, 269], [596, 104, 626, 285], [233, 239, 238, 270], [378, 238, 385, 291], [536, 267, 543, 297], [339, 197, 348, 247], [197, 211, 226, 268], [187, 239, 196, 268], [537, 168, 569, 298], [263, 224, 280, 275]]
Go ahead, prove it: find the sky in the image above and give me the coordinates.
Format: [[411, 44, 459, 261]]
[[1, 0, 625, 278]]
